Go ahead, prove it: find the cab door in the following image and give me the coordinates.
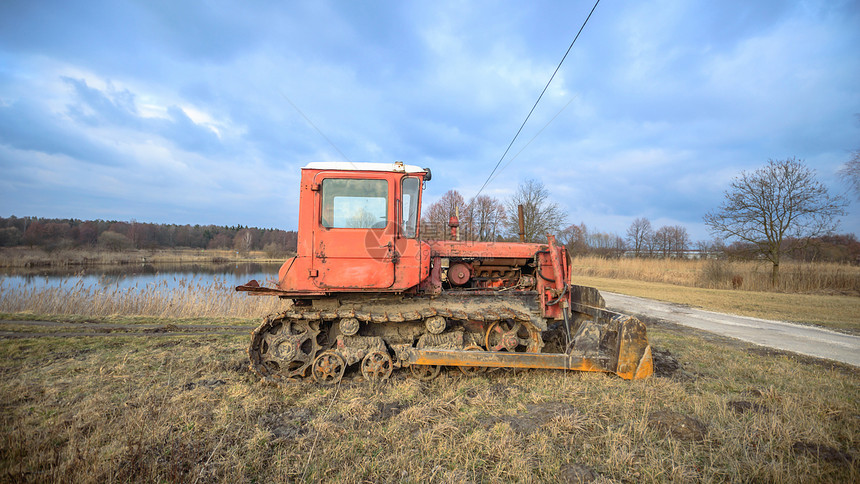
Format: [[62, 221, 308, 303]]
[[311, 173, 396, 289]]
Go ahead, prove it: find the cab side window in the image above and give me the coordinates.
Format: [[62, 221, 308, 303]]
[[401, 177, 420, 238]]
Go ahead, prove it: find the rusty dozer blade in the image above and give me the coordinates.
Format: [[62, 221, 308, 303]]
[[567, 284, 653, 379]]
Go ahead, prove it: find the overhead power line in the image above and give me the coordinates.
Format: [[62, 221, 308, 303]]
[[278, 89, 352, 164], [474, 0, 601, 198], [487, 95, 577, 187]]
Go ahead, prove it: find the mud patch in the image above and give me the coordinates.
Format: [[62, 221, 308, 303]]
[[647, 410, 707, 441], [143, 324, 180, 333], [792, 441, 854, 465], [727, 400, 767, 414], [153, 340, 182, 348], [651, 348, 680, 377], [373, 402, 407, 421], [484, 402, 578, 435], [559, 463, 597, 483], [258, 407, 313, 441], [182, 378, 225, 390], [488, 382, 524, 400]]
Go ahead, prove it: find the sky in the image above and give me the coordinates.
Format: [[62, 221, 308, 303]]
[[1, 0, 858, 242]]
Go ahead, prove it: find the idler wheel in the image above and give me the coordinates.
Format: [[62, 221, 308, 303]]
[[459, 345, 488, 376], [361, 350, 393, 382], [312, 351, 346, 385], [340, 317, 360, 337], [410, 364, 442, 381]]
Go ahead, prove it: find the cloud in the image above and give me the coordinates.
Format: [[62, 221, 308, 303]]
[[62, 77, 140, 127], [0, 98, 120, 166], [0, 0, 857, 238]]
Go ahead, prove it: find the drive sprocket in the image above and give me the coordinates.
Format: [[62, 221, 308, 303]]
[[484, 320, 542, 353]]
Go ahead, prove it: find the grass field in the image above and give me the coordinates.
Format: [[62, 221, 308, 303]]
[[571, 256, 860, 295], [0, 323, 856, 483]]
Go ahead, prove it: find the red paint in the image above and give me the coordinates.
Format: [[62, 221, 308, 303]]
[[252, 163, 573, 321]]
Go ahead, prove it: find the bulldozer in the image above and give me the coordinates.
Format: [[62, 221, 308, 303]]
[[237, 161, 652, 384]]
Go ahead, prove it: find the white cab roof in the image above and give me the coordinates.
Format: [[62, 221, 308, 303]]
[[303, 161, 427, 173]]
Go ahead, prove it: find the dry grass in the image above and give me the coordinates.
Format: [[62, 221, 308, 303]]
[[571, 256, 860, 295], [0, 247, 283, 269], [0, 278, 285, 320], [574, 276, 860, 333], [0, 326, 856, 482]]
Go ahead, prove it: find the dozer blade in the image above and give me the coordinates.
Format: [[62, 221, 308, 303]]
[[568, 284, 653, 379]]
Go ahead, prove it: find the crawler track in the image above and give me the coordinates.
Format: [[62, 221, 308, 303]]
[[247, 296, 545, 386]]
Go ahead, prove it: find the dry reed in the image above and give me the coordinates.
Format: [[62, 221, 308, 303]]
[[0, 247, 283, 269], [0, 277, 284, 319]]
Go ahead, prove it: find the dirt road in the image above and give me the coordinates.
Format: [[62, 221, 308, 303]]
[[0, 320, 249, 338], [603, 292, 860, 367]]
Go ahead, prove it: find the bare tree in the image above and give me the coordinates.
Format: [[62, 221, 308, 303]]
[[234, 228, 254, 254], [669, 225, 690, 258], [626, 217, 653, 257], [559, 223, 588, 255], [653, 225, 689, 258], [838, 149, 860, 200], [464, 194, 506, 241], [587, 230, 626, 257], [422, 190, 466, 240], [695, 238, 723, 258], [653, 226, 673, 258], [704, 158, 847, 286], [504, 179, 567, 242]]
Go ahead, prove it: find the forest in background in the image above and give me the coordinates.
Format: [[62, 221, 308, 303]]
[[0, 216, 297, 256], [2, 208, 858, 266]]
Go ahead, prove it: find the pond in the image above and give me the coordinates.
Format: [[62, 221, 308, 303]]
[[0, 262, 282, 292]]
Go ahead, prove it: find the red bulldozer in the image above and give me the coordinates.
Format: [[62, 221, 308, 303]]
[[238, 161, 652, 384]]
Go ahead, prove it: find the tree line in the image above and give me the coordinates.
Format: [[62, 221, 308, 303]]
[[0, 216, 298, 256], [420, 162, 858, 268], [420, 179, 702, 258]]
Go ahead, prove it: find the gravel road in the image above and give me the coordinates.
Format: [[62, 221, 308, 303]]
[[603, 292, 860, 367]]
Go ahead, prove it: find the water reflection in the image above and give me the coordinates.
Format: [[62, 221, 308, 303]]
[[0, 262, 282, 291]]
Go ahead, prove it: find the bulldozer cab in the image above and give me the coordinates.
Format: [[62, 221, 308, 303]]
[[302, 162, 429, 290]]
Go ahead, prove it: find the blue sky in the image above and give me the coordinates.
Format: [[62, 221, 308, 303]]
[[1, 0, 858, 242]]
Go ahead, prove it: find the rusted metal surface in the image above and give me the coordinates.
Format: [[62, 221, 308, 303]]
[[360, 350, 393, 381], [425, 240, 546, 259], [447, 262, 471, 285], [401, 348, 610, 372], [246, 296, 652, 384]]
